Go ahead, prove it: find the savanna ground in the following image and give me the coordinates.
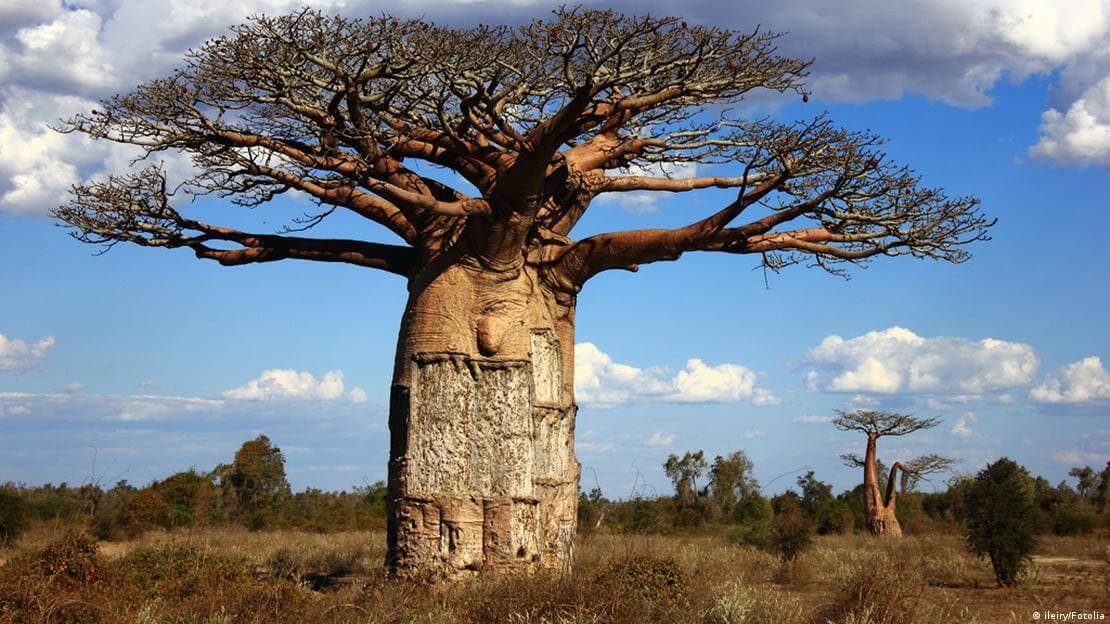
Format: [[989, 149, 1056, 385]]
[[0, 525, 1105, 624]]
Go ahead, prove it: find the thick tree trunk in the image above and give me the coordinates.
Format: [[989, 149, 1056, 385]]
[[386, 253, 580, 579], [862, 435, 902, 537]]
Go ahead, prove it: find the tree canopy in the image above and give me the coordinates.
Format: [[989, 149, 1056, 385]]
[[833, 410, 942, 439], [54, 7, 992, 289]]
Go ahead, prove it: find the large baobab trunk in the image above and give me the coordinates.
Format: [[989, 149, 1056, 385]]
[[863, 434, 902, 537], [386, 255, 580, 579]]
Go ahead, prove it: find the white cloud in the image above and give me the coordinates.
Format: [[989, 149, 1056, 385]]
[[0, 404, 30, 417], [1053, 448, 1110, 465], [0, 86, 170, 215], [951, 411, 978, 438], [671, 358, 779, 405], [223, 369, 368, 402], [741, 429, 765, 440], [0, 391, 225, 423], [645, 431, 675, 446], [574, 342, 778, 409], [1031, 76, 1110, 166], [347, 387, 369, 404], [7, 10, 115, 92], [793, 414, 832, 425], [0, 331, 54, 370], [804, 327, 1038, 396], [577, 430, 616, 453], [1030, 356, 1110, 404]]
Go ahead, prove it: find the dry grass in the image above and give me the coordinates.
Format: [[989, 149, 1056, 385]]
[[0, 528, 1106, 624]]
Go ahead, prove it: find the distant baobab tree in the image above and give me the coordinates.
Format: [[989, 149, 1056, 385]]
[[54, 8, 991, 578], [835, 410, 955, 536]]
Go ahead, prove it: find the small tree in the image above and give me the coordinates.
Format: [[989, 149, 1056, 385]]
[[834, 410, 950, 536], [663, 451, 708, 507], [770, 496, 812, 563], [1068, 466, 1097, 501], [1097, 462, 1110, 512], [965, 458, 1037, 587], [216, 435, 291, 527], [709, 451, 759, 519], [796, 470, 851, 534]]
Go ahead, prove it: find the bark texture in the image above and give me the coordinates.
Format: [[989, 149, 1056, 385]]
[[387, 257, 578, 578]]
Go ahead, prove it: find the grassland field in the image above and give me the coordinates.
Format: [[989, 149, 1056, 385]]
[[0, 525, 1106, 624]]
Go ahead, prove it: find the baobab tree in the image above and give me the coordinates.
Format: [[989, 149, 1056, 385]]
[[834, 410, 952, 536], [54, 8, 991, 577]]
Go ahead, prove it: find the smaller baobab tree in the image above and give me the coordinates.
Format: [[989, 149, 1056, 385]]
[[833, 410, 952, 536]]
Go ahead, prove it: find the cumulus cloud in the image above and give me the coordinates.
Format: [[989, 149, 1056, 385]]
[[951, 411, 978, 438], [1031, 76, 1110, 166], [0, 331, 54, 370], [803, 327, 1038, 396], [645, 431, 675, 446], [574, 342, 778, 409], [1030, 356, 1110, 404], [223, 369, 368, 403]]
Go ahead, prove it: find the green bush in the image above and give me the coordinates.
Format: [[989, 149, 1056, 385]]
[[115, 544, 247, 599], [0, 486, 29, 546], [964, 458, 1038, 587]]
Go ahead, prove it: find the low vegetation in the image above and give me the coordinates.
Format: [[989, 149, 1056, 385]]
[[0, 528, 1105, 624], [1, 436, 1107, 622]]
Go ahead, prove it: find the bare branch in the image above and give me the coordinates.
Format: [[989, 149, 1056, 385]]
[[53, 168, 417, 276]]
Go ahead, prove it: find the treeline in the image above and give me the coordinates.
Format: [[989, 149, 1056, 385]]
[[576, 450, 1110, 543], [2, 439, 1108, 549], [0, 436, 386, 545]]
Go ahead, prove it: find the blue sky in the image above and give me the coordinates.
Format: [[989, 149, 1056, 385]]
[[0, 0, 1108, 496]]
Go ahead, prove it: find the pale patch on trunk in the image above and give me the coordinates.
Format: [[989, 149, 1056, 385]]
[[407, 356, 535, 496]]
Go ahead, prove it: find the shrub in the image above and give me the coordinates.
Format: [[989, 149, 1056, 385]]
[[115, 544, 247, 599], [34, 531, 106, 587], [706, 581, 807, 624], [964, 458, 1037, 587], [117, 488, 173, 537], [770, 500, 812, 563], [814, 559, 925, 624], [0, 486, 29, 547], [594, 554, 684, 596], [0, 531, 110, 622], [1051, 504, 1097, 536]]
